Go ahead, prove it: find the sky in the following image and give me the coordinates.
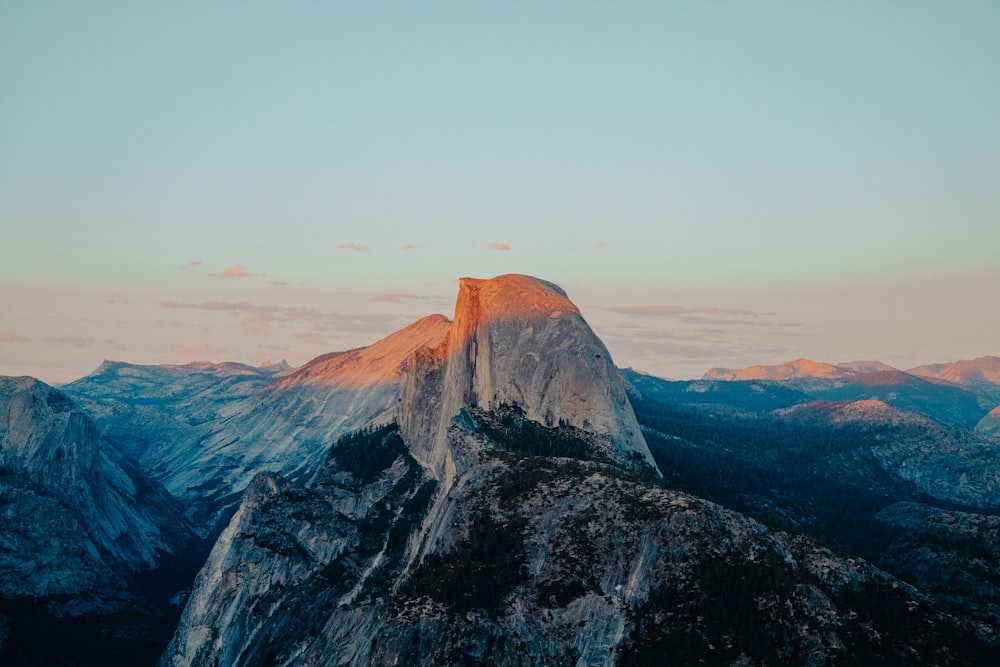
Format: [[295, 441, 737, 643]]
[[2, 1, 999, 383]]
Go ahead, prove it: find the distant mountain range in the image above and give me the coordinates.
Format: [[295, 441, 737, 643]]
[[3, 276, 999, 665]]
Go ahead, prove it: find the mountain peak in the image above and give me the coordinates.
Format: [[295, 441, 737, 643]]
[[908, 355, 1000, 386], [401, 274, 656, 481], [704, 358, 849, 381], [455, 274, 578, 321]]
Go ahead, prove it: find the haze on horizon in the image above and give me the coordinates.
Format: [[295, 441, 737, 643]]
[[2, 2, 999, 384]]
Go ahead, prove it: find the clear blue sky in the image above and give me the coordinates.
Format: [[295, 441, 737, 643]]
[[2, 2, 999, 382]]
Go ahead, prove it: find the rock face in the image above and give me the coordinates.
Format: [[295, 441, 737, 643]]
[[774, 399, 1000, 510], [162, 416, 995, 667], [977, 406, 1000, 435], [64, 316, 450, 533], [400, 275, 656, 482], [0, 376, 190, 603]]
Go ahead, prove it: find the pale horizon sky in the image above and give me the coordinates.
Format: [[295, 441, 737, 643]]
[[2, 2, 999, 383]]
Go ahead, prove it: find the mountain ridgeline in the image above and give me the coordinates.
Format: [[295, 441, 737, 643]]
[[3, 275, 1000, 665]]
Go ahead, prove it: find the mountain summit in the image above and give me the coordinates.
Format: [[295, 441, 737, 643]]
[[400, 274, 656, 482]]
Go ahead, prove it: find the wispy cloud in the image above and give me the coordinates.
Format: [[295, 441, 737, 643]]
[[403, 243, 422, 250], [158, 300, 406, 338], [606, 305, 757, 317], [184, 260, 203, 268], [488, 241, 511, 251], [370, 291, 439, 303], [595, 241, 608, 249], [339, 242, 369, 253], [41, 335, 126, 350], [0, 331, 29, 343]]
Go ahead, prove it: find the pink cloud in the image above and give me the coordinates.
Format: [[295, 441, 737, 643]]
[[403, 243, 422, 250], [208, 264, 263, 279], [0, 331, 29, 343], [370, 291, 432, 303], [595, 242, 608, 249], [606, 305, 757, 317], [339, 242, 369, 253], [488, 241, 511, 251]]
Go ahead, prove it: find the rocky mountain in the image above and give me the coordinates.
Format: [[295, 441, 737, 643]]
[[703, 358, 852, 381], [977, 406, 1000, 435], [909, 355, 1000, 403], [0, 377, 191, 600], [399, 275, 656, 484], [164, 421, 994, 666], [1, 376, 200, 664], [64, 316, 450, 533], [692, 360, 993, 429], [161, 276, 998, 666], [834, 360, 899, 374], [909, 355, 1000, 385]]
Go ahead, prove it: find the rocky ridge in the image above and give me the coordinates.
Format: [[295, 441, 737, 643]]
[[64, 316, 450, 533], [0, 376, 191, 605]]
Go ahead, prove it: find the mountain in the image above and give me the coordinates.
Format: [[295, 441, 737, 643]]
[[773, 399, 1000, 509], [977, 406, 1000, 435], [0, 377, 191, 599], [908, 356, 1000, 403], [835, 359, 899, 374], [622, 369, 813, 413], [64, 316, 450, 533], [1, 376, 199, 664], [694, 359, 991, 428], [161, 275, 997, 666], [63, 360, 285, 464], [399, 275, 656, 483], [909, 355, 1000, 385], [704, 359, 901, 381], [703, 358, 851, 381]]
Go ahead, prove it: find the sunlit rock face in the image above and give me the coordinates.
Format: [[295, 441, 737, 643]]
[[400, 274, 657, 482], [0, 376, 189, 604]]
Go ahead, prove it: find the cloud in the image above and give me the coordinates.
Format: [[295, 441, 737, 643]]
[[184, 260, 203, 268], [606, 305, 757, 317], [403, 243, 422, 250], [270, 281, 289, 288], [370, 291, 436, 303], [488, 241, 511, 251], [41, 335, 126, 351], [207, 264, 263, 279], [158, 300, 408, 338], [0, 331, 29, 343], [595, 242, 608, 249], [339, 242, 369, 253]]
